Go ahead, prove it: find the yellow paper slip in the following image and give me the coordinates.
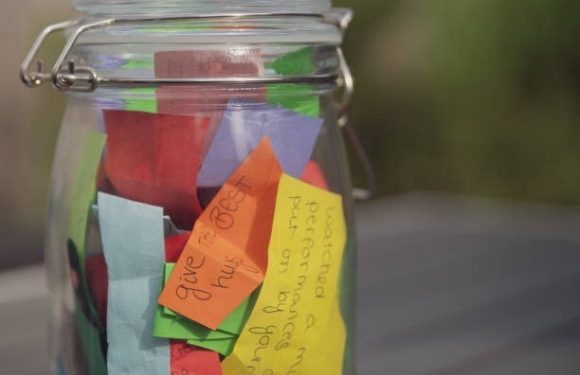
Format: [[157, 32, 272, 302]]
[[222, 174, 347, 375]]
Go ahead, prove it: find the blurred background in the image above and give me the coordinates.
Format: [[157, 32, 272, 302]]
[[2, 0, 580, 374]]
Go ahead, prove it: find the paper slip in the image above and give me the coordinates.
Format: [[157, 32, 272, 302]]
[[159, 138, 282, 329], [103, 110, 211, 229], [301, 160, 329, 190], [170, 341, 222, 375], [222, 174, 347, 375], [266, 47, 319, 117], [154, 263, 255, 356], [197, 101, 322, 187], [165, 232, 191, 264], [98, 193, 170, 375], [74, 306, 107, 375]]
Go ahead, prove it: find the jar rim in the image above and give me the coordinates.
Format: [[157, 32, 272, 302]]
[[74, 0, 332, 17]]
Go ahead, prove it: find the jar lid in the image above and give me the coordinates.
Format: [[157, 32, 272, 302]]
[[74, 0, 332, 16]]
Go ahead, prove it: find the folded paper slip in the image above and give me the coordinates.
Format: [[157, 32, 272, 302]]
[[155, 263, 256, 356], [83, 223, 190, 329], [222, 174, 347, 375], [103, 110, 211, 229], [153, 270, 257, 356], [159, 138, 282, 329], [159, 263, 256, 335]]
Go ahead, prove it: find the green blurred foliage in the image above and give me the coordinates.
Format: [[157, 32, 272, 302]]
[[337, 0, 580, 204]]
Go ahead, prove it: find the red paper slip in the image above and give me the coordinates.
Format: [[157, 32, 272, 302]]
[[301, 160, 329, 190], [103, 110, 210, 229], [170, 341, 222, 375]]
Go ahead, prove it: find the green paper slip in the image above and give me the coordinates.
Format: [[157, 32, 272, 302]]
[[267, 47, 320, 117], [267, 85, 320, 118], [163, 306, 179, 317], [124, 88, 157, 114], [154, 263, 256, 341], [162, 265, 178, 317], [162, 306, 177, 317], [187, 336, 237, 356], [122, 59, 154, 70], [154, 306, 235, 340], [267, 47, 315, 76], [75, 303, 107, 375]]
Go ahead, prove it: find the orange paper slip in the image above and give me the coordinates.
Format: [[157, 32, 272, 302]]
[[159, 138, 282, 329]]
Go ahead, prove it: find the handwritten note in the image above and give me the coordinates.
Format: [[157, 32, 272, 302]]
[[197, 102, 322, 187], [98, 193, 170, 375], [159, 138, 282, 329], [222, 174, 347, 375], [103, 110, 211, 229]]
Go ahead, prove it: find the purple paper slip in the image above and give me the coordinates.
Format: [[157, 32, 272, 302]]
[[198, 101, 323, 187]]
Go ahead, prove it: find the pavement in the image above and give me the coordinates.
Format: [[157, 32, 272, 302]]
[[2, 194, 580, 374]]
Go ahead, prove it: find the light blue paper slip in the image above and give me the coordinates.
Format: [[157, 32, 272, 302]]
[[98, 192, 170, 375]]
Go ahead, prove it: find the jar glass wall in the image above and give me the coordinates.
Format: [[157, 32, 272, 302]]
[[43, 13, 355, 375]]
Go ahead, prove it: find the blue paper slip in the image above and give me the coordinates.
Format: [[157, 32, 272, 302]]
[[98, 193, 170, 375], [197, 101, 323, 187]]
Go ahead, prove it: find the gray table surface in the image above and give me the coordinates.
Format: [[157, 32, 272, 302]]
[[2, 194, 580, 374]]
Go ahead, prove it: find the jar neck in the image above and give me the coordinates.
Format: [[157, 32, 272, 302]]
[[74, 0, 332, 17]]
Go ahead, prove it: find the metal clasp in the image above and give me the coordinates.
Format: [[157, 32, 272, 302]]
[[331, 9, 378, 200], [20, 19, 81, 88], [20, 13, 343, 92]]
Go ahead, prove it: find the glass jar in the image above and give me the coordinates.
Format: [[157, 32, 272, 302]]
[[22, 1, 358, 374]]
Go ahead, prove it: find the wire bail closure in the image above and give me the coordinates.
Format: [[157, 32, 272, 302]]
[[20, 12, 351, 92], [20, 9, 376, 200]]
